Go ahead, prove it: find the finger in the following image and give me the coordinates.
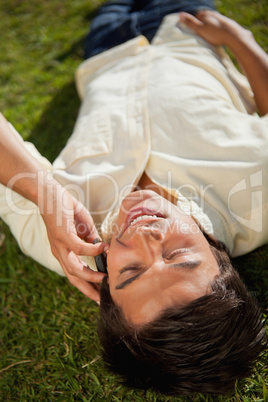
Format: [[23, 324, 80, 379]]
[[64, 250, 107, 282], [83, 229, 101, 243], [195, 10, 223, 27], [72, 201, 100, 240], [66, 275, 102, 302], [58, 250, 105, 301], [179, 12, 204, 29], [195, 10, 219, 20], [75, 219, 99, 241], [68, 234, 109, 257]]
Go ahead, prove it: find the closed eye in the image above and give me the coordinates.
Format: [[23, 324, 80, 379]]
[[165, 249, 188, 260], [119, 266, 142, 274], [115, 258, 200, 290], [116, 267, 143, 290], [115, 265, 144, 290]]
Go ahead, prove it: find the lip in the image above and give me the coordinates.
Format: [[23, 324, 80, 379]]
[[124, 207, 165, 233]]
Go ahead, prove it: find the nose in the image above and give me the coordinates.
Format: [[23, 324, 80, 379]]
[[131, 225, 164, 245], [127, 226, 164, 261]]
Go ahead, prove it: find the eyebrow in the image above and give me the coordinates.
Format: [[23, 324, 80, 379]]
[[115, 260, 201, 290]]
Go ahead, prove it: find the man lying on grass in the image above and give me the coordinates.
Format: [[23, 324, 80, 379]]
[[0, 0, 267, 396]]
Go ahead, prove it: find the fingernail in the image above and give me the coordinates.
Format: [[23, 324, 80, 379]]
[[104, 245, 109, 252], [96, 301, 100, 306]]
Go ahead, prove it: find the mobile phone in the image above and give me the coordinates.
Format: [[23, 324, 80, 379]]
[[93, 238, 108, 274]]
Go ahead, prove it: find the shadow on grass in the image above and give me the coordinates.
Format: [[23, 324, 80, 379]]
[[55, 7, 100, 63], [28, 80, 80, 163], [27, 3, 102, 162]]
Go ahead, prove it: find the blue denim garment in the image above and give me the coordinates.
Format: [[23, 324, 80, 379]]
[[84, 0, 215, 59]]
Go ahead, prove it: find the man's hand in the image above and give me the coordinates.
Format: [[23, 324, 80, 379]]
[[179, 10, 268, 115], [0, 114, 109, 302], [41, 182, 109, 302], [179, 10, 249, 47]]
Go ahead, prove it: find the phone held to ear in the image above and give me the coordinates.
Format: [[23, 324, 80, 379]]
[[93, 238, 108, 274]]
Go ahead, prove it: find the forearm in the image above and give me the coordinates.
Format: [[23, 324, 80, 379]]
[[0, 113, 53, 206], [0, 115, 108, 300], [226, 29, 268, 115]]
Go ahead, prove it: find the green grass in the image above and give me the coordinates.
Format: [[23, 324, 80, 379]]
[[0, 0, 267, 400]]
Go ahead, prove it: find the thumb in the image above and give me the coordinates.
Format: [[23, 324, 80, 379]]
[[179, 12, 204, 31]]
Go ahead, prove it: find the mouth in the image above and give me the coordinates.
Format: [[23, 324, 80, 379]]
[[125, 207, 165, 232]]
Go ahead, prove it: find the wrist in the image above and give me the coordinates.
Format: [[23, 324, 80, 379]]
[[36, 173, 64, 216], [225, 25, 254, 52], [21, 169, 61, 212]]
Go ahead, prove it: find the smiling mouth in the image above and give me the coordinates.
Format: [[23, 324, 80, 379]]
[[125, 207, 165, 232], [129, 214, 159, 227]]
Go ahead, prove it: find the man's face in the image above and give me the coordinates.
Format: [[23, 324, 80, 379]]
[[107, 190, 219, 325]]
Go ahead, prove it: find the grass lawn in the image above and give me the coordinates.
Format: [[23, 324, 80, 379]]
[[0, 0, 267, 401]]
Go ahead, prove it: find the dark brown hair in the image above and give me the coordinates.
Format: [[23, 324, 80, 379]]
[[98, 238, 267, 395]]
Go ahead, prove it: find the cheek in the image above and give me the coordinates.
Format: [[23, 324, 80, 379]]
[[170, 214, 201, 235], [107, 233, 118, 255], [107, 250, 115, 270], [106, 238, 127, 280], [106, 240, 117, 276], [179, 222, 192, 234]]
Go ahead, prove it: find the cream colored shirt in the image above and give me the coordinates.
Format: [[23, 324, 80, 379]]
[[1, 14, 268, 275]]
